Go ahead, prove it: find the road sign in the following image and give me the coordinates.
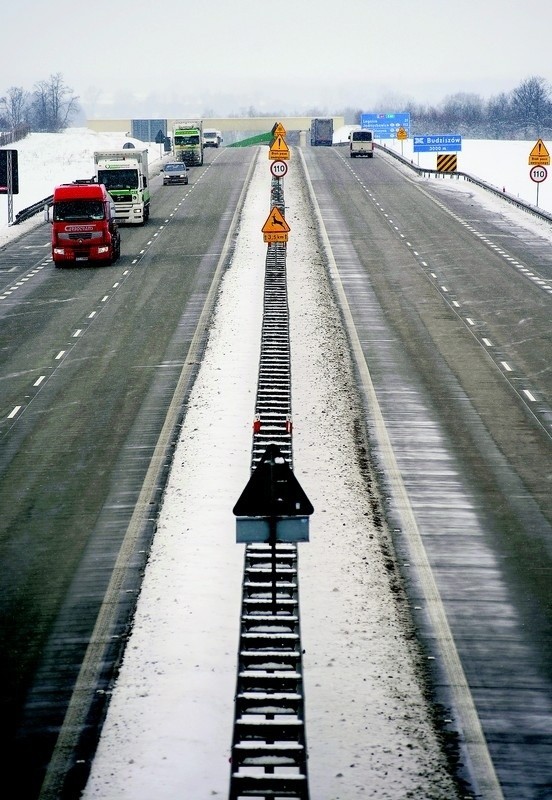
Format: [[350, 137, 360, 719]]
[[272, 122, 287, 138], [396, 127, 408, 140], [270, 160, 288, 178], [528, 139, 550, 166], [530, 165, 547, 183], [437, 154, 457, 172], [413, 135, 462, 153], [269, 135, 290, 160], [360, 113, 410, 139], [234, 444, 313, 543], [0, 150, 19, 194], [262, 205, 290, 242]]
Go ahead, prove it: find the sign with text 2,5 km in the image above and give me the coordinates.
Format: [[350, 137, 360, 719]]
[[262, 206, 290, 243], [414, 135, 462, 152]]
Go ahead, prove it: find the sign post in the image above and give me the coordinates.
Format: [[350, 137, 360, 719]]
[[0, 149, 19, 225], [528, 140, 550, 207], [396, 125, 408, 156], [529, 164, 547, 206]]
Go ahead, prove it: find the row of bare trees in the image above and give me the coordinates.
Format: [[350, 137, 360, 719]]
[[2, 74, 551, 141], [0, 73, 79, 135], [347, 77, 552, 140]]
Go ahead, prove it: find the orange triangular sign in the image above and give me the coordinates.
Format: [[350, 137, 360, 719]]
[[269, 136, 290, 160], [529, 138, 550, 165], [262, 206, 291, 233], [273, 123, 287, 138]]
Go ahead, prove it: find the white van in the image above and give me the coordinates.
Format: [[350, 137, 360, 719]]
[[350, 129, 374, 158]]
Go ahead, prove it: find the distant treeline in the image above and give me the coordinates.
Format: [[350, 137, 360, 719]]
[[0, 74, 79, 134], [2, 74, 551, 141], [398, 76, 552, 139], [255, 76, 552, 141]]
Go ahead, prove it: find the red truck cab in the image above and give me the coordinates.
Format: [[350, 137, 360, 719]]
[[50, 182, 121, 266]]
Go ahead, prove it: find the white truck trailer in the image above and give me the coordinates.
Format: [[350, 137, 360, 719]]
[[93, 149, 150, 224]]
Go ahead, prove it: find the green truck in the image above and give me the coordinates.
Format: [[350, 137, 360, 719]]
[[172, 120, 204, 166]]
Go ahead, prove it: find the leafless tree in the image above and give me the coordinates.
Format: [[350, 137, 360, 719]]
[[31, 73, 80, 132], [511, 76, 552, 138], [0, 86, 30, 130]]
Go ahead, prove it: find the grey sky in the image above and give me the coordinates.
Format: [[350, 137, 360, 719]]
[[4, 0, 551, 117]]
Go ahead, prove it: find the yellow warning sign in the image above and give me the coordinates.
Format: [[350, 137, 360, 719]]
[[262, 206, 290, 233], [269, 136, 290, 160], [437, 154, 457, 172], [529, 138, 550, 166], [262, 206, 290, 242], [273, 122, 287, 138], [397, 127, 408, 140]]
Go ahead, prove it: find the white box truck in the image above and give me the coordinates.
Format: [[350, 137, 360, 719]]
[[93, 149, 150, 224]]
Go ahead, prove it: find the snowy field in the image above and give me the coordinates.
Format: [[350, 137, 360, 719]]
[[3, 128, 552, 798]]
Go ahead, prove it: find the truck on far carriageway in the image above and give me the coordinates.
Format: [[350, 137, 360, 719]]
[[310, 118, 334, 146]]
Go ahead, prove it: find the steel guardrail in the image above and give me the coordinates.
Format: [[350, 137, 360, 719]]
[[373, 142, 552, 224]]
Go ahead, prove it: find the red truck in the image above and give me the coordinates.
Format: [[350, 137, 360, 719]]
[[49, 182, 121, 266]]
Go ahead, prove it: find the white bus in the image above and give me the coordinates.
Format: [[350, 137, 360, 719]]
[[349, 129, 374, 158]]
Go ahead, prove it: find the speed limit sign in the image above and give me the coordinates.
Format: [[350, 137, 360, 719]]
[[530, 165, 547, 183], [270, 160, 288, 178]]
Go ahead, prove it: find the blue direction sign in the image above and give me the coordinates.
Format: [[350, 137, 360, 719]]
[[360, 113, 410, 139], [413, 135, 462, 152]]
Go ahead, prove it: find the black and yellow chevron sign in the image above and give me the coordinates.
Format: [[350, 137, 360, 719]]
[[437, 154, 457, 172]]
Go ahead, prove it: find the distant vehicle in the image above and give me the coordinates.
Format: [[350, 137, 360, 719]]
[[162, 162, 189, 185], [48, 182, 121, 267], [173, 120, 204, 165], [310, 118, 334, 147], [203, 129, 223, 148], [349, 129, 374, 158]]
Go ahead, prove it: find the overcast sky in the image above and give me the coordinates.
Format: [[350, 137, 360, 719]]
[[4, 0, 552, 117]]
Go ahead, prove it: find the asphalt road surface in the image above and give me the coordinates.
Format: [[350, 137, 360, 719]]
[[301, 144, 552, 800], [0, 146, 256, 798], [1, 141, 551, 799]]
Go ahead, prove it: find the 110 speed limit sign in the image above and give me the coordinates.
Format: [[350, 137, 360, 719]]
[[530, 165, 547, 183], [270, 160, 288, 178]]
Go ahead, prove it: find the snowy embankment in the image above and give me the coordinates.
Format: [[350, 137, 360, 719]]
[[81, 150, 461, 799]]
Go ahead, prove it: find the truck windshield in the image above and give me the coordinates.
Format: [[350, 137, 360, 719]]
[[53, 200, 105, 221], [174, 135, 199, 145], [98, 169, 139, 190]]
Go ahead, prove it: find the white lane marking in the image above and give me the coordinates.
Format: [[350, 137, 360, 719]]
[[55, 351, 65, 360], [482, 338, 493, 347], [73, 329, 82, 337], [8, 406, 22, 419], [34, 376, 46, 387], [523, 389, 536, 402]]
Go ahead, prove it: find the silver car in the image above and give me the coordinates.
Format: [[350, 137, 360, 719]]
[[162, 162, 189, 185]]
